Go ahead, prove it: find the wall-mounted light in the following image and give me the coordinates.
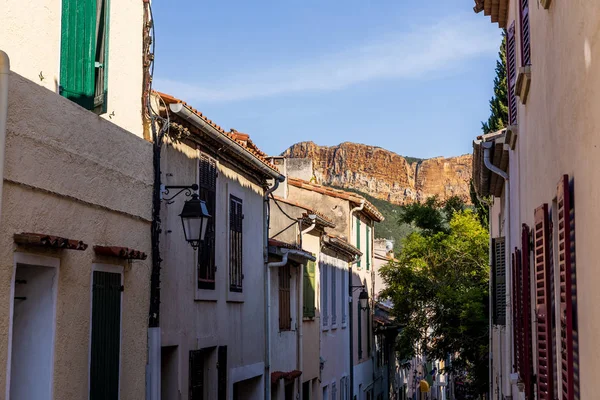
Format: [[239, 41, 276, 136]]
[[358, 289, 369, 311], [162, 184, 211, 249]]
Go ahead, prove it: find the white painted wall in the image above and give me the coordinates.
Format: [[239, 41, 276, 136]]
[[10, 263, 57, 400]]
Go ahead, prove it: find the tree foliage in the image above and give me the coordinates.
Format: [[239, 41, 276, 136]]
[[381, 197, 489, 394], [482, 33, 508, 134]]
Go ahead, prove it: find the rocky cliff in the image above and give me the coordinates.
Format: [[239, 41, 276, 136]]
[[282, 142, 472, 205]]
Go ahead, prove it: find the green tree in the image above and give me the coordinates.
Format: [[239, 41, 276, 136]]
[[381, 200, 489, 395], [482, 33, 508, 134]]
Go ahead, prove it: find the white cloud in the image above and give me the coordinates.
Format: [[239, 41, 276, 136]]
[[154, 14, 499, 103]]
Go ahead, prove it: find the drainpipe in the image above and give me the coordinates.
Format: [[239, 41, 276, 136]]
[[298, 218, 315, 400], [348, 200, 364, 399], [264, 179, 281, 400], [0, 51, 9, 223], [482, 142, 511, 397]]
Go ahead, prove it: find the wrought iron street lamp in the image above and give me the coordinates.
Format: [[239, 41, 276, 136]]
[[358, 288, 369, 311], [162, 183, 211, 249]]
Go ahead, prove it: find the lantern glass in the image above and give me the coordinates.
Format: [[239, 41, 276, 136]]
[[179, 194, 211, 249], [359, 289, 369, 310]]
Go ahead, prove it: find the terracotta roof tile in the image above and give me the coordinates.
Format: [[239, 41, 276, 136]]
[[272, 195, 336, 227], [287, 178, 384, 222], [14, 233, 88, 250], [93, 245, 148, 260], [154, 91, 280, 177]]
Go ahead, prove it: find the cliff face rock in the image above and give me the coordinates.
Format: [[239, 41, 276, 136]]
[[282, 142, 472, 205]]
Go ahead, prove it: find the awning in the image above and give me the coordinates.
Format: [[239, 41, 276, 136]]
[[14, 233, 88, 251], [472, 129, 509, 198], [94, 245, 148, 260], [268, 239, 316, 262]]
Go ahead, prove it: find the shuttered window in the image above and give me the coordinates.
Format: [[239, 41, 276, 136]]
[[507, 22, 518, 126], [90, 270, 122, 400], [342, 266, 347, 325], [217, 346, 227, 400], [356, 218, 362, 268], [512, 251, 519, 366], [229, 196, 243, 292], [60, 0, 109, 112], [331, 264, 337, 326], [331, 382, 337, 400], [198, 154, 217, 290], [520, 224, 534, 399], [534, 204, 554, 400], [189, 350, 205, 400], [303, 261, 316, 318], [520, 0, 531, 66], [358, 301, 363, 359], [279, 264, 292, 331], [492, 237, 506, 325], [322, 262, 328, 327], [556, 175, 578, 400]]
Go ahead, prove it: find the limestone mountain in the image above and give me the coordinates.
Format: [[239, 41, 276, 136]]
[[282, 141, 472, 205]]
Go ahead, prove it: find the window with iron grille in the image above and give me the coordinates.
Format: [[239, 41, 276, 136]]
[[492, 237, 506, 325], [331, 264, 337, 326], [279, 264, 292, 331], [229, 195, 243, 292], [341, 266, 347, 325], [507, 21, 518, 126], [520, 0, 531, 66], [198, 154, 217, 290]]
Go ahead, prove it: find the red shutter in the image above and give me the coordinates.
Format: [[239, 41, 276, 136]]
[[521, 224, 534, 399], [557, 175, 577, 400], [533, 204, 554, 400], [520, 0, 531, 66], [512, 251, 519, 370], [507, 22, 518, 125]]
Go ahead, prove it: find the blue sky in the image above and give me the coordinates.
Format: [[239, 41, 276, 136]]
[[152, 1, 501, 159]]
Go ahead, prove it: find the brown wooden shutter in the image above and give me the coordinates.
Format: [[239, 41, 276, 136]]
[[492, 237, 507, 325], [521, 224, 534, 399], [507, 21, 518, 126], [279, 264, 292, 330], [534, 204, 554, 400], [512, 251, 519, 368], [557, 175, 578, 400], [520, 0, 531, 66]]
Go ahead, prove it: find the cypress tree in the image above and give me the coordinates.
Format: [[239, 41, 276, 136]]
[[482, 33, 508, 134]]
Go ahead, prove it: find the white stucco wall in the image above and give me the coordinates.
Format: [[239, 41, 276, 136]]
[[160, 139, 267, 400], [0, 0, 145, 137]]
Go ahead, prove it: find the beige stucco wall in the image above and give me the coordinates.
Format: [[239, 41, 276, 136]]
[[0, 0, 145, 138], [160, 139, 267, 399], [487, 0, 600, 397], [0, 73, 152, 398]]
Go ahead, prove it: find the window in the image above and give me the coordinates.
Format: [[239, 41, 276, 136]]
[[303, 261, 316, 318], [90, 269, 122, 400], [358, 301, 363, 359], [520, 0, 531, 66], [366, 225, 370, 270], [60, 0, 109, 113], [279, 264, 292, 331], [229, 195, 243, 292], [198, 154, 217, 290], [491, 237, 506, 325], [507, 22, 518, 126], [217, 346, 227, 400], [302, 381, 311, 400], [321, 262, 328, 328], [189, 350, 206, 400], [322, 385, 329, 400], [356, 218, 361, 268], [331, 381, 337, 400], [331, 264, 337, 326]]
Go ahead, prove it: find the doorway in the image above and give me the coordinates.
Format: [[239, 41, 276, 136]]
[[9, 261, 58, 400]]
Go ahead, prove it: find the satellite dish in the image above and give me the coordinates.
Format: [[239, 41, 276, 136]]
[[385, 240, 394, 252]]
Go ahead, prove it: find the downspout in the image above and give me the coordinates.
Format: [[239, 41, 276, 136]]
[[482, 142, 510, 398], [349, 198, 365, 399], [0, 51, 9, 223], [264, 179, 281, 400], [298, 219, 315, 400]]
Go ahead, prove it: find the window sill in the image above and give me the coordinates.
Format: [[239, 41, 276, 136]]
[[226, 290, 245, 303], [515, 65, 531, 104], [322, 325, 329, 332], [303, 317, 316, 321], [195, 287, 218, 302], [341, 322, 347, 329], [331, 323, 338, 330]]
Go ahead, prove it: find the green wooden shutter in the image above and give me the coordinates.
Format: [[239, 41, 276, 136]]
[[356, 218, 361, 268], [60, 0, 109, 111], [303, 261, 316, 318], [366, 225, 370, 270], [90, 271, 122, 400]]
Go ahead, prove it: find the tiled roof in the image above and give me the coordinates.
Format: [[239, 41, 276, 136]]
[[323, 234, 362, 257], [271, 195, 336, 227], [287, 178, 384, 222], [268, 238, 315, 260], [14, 233, 88, 250], [154, 91, 281, 177], [473, 0, 508, 28], [93, 245, 148, 260]]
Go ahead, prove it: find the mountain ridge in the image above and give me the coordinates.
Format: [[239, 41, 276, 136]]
[[282, 141, 472, 205]]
